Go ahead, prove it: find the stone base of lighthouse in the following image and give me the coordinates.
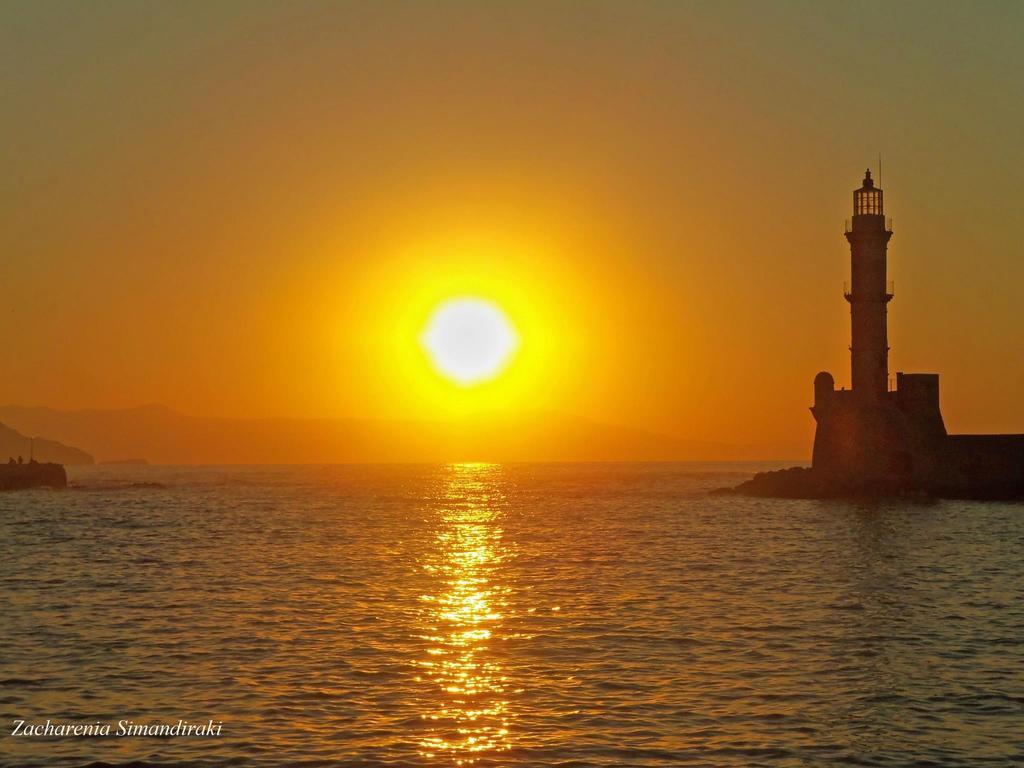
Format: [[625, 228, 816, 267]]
[[727, 371, 1024, 500], [809, 371, 946, 493]]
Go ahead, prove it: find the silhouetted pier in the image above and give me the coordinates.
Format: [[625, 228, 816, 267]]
[[0, 461, 67, 490]]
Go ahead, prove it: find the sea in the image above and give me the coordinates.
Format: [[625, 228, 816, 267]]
[[1, 462, 1022, 767]]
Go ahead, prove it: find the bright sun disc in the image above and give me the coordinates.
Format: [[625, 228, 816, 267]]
[[420, 298, 519, 385]]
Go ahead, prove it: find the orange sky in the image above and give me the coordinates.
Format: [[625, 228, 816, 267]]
[[3, 2, 1023, 453]]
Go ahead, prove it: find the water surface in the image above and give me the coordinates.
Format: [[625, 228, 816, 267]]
[[1, 463, 1022, 766]]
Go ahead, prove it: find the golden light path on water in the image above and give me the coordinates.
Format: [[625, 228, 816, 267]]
[[417, 463, 516, 764]]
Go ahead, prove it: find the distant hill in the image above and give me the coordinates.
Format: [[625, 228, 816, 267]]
[[0, 404, 799, 464], [0, 421, 94, 465]]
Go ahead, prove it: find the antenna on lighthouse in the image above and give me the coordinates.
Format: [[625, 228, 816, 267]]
[[878, 153, 882, 186]]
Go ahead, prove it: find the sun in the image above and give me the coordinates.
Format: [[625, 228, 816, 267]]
[[420, 298, 520, 385]]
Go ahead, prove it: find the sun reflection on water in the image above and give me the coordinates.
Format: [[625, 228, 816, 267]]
[[417, 463, 513, 764]]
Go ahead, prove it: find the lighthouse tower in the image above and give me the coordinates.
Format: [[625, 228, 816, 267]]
[[740, 168, 1024, 497], [810, 169, 908, 483], [844, 169, 893, 399]]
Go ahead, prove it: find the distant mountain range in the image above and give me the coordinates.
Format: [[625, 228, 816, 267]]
[[0, 404, 802, 465], [0, 421, 94, 465]]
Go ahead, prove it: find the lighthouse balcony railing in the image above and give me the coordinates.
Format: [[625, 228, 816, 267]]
[[844, 217, 893, 233], [844, 280, 894, 300]]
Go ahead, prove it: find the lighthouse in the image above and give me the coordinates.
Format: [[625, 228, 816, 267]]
[[811, 169, 933, 483], [732, 168, 1024, 499], [844, 169, 893, 399]]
